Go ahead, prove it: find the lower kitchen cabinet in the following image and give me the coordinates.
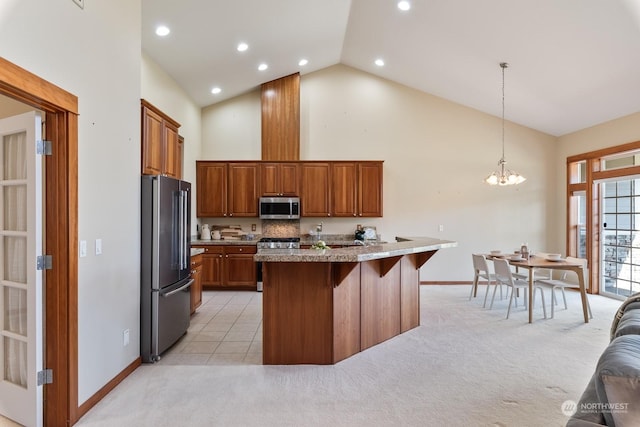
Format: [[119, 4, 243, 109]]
[[193, 245, 257, 290], [225, 246, 257, 288], [190, 253, 203, 314]]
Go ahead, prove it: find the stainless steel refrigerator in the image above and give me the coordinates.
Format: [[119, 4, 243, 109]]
[[141, 175, 192, 363]]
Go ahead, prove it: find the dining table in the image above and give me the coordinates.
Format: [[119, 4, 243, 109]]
[[508, 255, 590, 324]]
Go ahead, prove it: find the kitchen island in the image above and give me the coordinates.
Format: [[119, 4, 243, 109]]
[[254, 236, 456, 365]]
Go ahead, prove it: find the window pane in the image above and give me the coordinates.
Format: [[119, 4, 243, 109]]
[[618, 180, 632, 196], [604, 182, 617, 197], [618, 197, 632, 213]]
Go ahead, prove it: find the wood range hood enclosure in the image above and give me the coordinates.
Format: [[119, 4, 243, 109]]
[[261, 73, 300, 161]]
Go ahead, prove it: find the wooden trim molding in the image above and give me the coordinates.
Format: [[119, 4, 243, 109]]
[[76, 358, 141, 419], [567, 140, 640, 162], [421, 281, 473, 285], [0, 57, 78, 426], [0, 56, 78, 114]]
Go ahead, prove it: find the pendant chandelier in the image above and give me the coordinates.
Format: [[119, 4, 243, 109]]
[[485, 62, 526, 186]]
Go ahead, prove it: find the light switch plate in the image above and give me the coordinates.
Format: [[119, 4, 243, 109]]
[[79, 240, 87, 257], [95, 238, 102, 255], [72, 0, 84, 9]]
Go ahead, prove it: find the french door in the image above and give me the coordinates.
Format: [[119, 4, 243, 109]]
[[0, 111, 44, 427], [600, 178, 640, 299]]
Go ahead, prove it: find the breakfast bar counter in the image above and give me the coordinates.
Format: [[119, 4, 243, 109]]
[[255, 237, 456, 365]]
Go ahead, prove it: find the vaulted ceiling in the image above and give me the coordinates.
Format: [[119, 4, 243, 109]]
[[142, 0, 640, 136]]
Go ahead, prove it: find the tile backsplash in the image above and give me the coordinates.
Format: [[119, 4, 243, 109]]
[[261, 219, 300, 238]]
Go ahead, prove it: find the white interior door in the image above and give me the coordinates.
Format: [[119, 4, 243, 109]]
[[0, 111, 43, 427]]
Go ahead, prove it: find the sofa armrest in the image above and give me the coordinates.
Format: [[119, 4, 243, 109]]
[[566, 374, 606, 426], [595, 335, 640, 426]]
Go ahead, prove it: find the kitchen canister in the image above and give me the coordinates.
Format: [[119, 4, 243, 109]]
[[200, 224, 211, 240]]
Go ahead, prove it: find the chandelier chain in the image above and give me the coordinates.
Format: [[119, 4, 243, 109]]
[[501, 62, 506, 161], [484, 61, 525, 186]]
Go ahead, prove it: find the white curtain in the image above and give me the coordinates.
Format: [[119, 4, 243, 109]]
[[2, 130, 27, 388]]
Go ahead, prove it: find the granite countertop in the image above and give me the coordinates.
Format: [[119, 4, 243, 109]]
[[191, 233, 376, 247], [254, 236, 457, 263]]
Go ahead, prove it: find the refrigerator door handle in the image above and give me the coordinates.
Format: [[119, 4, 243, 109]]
[[162, 279, 194, 298], [182, 189, 189, 268], [178, 190, 186, 270]]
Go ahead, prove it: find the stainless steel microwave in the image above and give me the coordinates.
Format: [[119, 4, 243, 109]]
[[259, 197, 300, 219]]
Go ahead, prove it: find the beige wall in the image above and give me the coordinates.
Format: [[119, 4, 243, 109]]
[[201, 64, 558, 280], [1, 0, 142, 403]]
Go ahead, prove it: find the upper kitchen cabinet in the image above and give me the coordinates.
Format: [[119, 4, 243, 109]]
[[357, 161, 383, 217], [260, 162, 299, 196], [300, 162, 332, 217], [196, 161, 260, 217], [196, 162, 227, 217], [141, 100, 181, 178], [332, 162, 383, 217], [228, 162, 260, 216]]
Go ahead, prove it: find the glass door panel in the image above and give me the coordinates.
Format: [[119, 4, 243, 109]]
[[601, 179, 640, 298]]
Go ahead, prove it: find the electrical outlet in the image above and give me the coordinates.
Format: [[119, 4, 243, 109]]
[[251, 224, 256, 231], [79, 240, 87, 257], [438, 224, 444, 232], [72, 0, 84, 9], [123, 329, 129, 346], [95, 238, 102, 255]]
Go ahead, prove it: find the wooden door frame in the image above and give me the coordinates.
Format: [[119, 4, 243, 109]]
[[0, 57, 78, 426]]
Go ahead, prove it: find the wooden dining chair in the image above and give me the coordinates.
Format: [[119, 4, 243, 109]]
[[536, 256, 593, 319], [491, 258, 548, 319]]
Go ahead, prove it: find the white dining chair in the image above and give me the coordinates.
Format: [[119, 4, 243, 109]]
[[536, 256, 593, 319], [470, 254, 503, 307], [491, 258, 548, 319]]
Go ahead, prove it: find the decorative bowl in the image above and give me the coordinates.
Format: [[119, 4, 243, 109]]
[[547, 253, 562, 261], [490, 250, 502, 255]]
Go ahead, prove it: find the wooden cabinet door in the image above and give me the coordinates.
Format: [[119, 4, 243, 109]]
[[331, 162, 357, 217], [199, 246, 224, 289], [196, 162, 227, 217], [280, 163, 299, 196], [163, 122, 180, 178], [190, 253, 203, 314], [301, 162, 331, 217], [260, 163, 280, 196], [141, 101, 181, 177], [228, 163, 259, 217], [224, 246, 257, 288], [260, 163, 299, 196], [358, 162, 383, 217], [141, 106, 163, 175]]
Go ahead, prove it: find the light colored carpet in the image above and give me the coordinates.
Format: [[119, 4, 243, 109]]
[[75, 285, 622, 427]]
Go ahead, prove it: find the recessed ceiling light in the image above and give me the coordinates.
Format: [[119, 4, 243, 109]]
[[258, 63, 268, 71], [237, 42, 249, 52], [155, 25, 170, 37], [298, 59, 309, 66], [375, 59, 385, 67], [211, 87, 222, 95], [397, 1, 411, 11]]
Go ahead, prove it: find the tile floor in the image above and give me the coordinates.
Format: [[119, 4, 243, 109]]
[[158, 290, 263, 365]]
